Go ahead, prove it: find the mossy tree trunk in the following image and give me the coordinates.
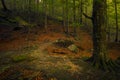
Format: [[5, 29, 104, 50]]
[[91, 0, 108, 70]]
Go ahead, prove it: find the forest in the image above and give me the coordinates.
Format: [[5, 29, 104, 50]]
[[0, 0, 120, 80]]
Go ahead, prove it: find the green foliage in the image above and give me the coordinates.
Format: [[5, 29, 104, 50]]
[[70, 22, 83, 27], [15, 17, 29, 25]]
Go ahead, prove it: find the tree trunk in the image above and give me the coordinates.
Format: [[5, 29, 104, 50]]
[[43, 0, 48, 32], [65, 0, 69, 34], [91, 0, 108, 69], [51, 0, 54, 17], [85, 6, 87, 24], [62, 0, 65, 32], [73, 0, 76, 35], [114, 0, 119, 42], [80, 0, 83, 24], [106, 3, 111, 42]]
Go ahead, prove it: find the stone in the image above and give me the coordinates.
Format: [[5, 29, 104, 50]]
[[54, 39, 73, 48]]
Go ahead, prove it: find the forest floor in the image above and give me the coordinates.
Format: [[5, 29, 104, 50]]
[[0, 21, 120, 80]]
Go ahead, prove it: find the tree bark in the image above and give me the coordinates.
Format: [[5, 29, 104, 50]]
[[51, 0, 54, 17], [43, 0, 48, 32], [114, 0, 119, 42], [62, 0, 65, 32], [1, 0, 8, 11], [65, 0, 69, 34], [80, 0, 83, 24], [90, 0, 108, 69], [73, 0, 76, 35]]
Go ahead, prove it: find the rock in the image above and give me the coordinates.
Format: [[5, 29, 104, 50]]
[[54, 39, 73, 48], [68, 44, 79, 53]]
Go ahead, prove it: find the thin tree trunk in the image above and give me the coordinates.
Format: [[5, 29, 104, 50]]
[[51, 0, 54, 17], [73, 0, 76, 35], [65, 0, 69, 34], [62, 0, 65, 32], [114, 0, 119, 42], [106, 4, 111, 42], [80, 0, 83, 24], [43, 0, 48, 32], [85, 6, 87, 25]]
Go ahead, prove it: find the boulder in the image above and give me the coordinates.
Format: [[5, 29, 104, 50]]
[[54, 39, 73, 48]]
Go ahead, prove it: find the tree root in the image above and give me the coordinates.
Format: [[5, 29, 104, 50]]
[[86, 57, 120, 72]]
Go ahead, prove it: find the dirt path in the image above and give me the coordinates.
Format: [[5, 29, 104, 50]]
[[26, 41, 82, 77], [17, 41, 104, 80]]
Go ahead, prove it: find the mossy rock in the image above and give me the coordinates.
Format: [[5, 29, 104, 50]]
[[11, 54, 28, 62]]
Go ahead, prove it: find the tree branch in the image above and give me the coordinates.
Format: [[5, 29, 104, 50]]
[[83, 13, 92, 20], [1, 0, 8, 11]]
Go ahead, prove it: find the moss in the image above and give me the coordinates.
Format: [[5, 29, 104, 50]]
[[11, 54, 28, 63], [15, 17, 30, 25]]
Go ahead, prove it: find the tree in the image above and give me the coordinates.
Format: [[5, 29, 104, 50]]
[[73, 0, 77, 35], [83, 0, 109, 70], [1, 0, 8, 11], [43, 0, 48, 32], [114, 0, 119, 42], [51, 0, 54, 17], [80, 0, 83, 24], [62, 0, 66, 32], [65, 0, 69, 34], [91, 0, 108, 69]]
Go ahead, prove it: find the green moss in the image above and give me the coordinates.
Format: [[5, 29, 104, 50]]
[[11, 54, 28, 62], [15, 17, 30, 26]]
